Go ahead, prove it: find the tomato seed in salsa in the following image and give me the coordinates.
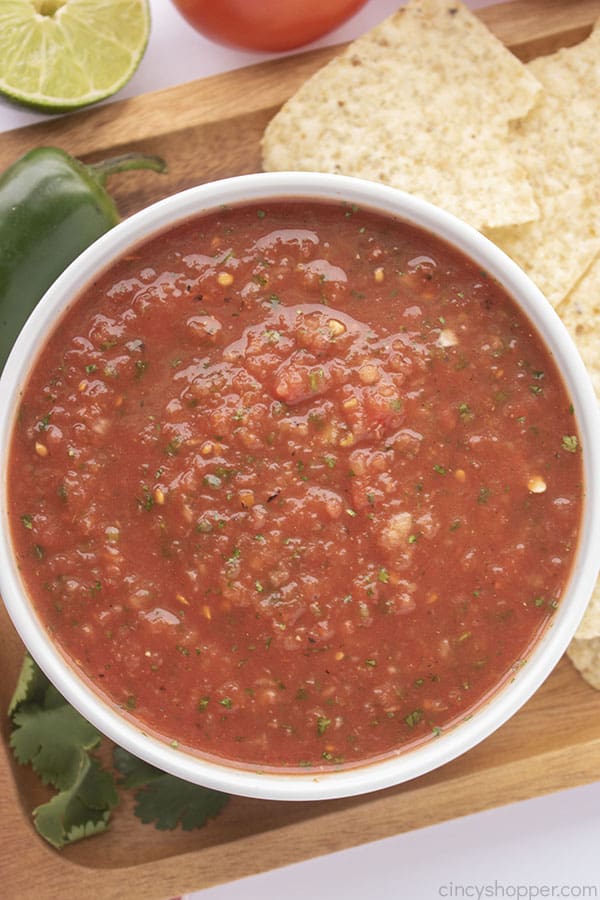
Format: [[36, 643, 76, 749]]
[[9, 200, 582, 771]]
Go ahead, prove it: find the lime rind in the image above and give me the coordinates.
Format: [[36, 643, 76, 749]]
[[0, 0, 151, 112]]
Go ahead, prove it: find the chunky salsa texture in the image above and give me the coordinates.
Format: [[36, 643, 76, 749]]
[[9, 200, 583, 771]]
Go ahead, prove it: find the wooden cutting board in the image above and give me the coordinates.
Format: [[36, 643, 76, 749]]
[[1, 2, 600, 898]]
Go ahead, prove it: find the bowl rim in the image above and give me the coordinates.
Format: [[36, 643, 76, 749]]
[[1, 171, 599, 801]]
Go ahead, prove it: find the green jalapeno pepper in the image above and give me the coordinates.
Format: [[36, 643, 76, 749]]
[[0, 146, 167, 371]]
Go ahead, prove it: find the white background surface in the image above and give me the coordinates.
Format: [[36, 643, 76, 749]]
[[193, 781, 600, 900], [1, 2, 598, 897]]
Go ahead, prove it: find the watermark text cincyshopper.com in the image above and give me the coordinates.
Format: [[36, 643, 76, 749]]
[[438, 882, 598, 899]]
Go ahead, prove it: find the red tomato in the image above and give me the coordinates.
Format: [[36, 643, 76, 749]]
[[170, 0, 369, 52]]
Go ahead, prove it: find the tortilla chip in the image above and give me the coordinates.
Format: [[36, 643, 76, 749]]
[[567, 634, 600, 690], [560, 249, 600, 689], [556, 252, 600, 398], [262, 0, 541, 231], [486, 22, 600, 306], [571, 575, 600, 644]]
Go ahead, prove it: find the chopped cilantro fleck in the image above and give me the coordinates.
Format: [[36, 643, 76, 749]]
[[404, 710, 423, 728], [263, 329, 281, 344], [561, 435, 578, 453], [139, 488, 154, 511], [309, 368, 325, 392], [165, 437, 182, 456], [316, 716, 331, 735]]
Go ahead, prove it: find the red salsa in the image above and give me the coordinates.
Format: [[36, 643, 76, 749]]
[[9, 200, 582, 771]]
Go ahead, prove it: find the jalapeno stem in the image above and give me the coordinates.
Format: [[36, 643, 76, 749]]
[[89, 153, 167, 187]]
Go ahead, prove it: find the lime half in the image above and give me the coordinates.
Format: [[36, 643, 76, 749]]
[[0, 0, 150, 112]]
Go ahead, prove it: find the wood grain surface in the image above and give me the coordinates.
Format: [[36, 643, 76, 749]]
[[1, 2, 600, 898]]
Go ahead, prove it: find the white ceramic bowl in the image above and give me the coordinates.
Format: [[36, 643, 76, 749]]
[[1, 172, 599, 801]]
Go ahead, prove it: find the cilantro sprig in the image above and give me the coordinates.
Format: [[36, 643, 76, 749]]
[[8, 654, 117, 849], [8, 653, 229, 849]]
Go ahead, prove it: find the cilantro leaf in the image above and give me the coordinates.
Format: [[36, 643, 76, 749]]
[[7, 652, 50, 716], [133, 774, 229, 831], [113, 747, 229, 831], [11, 701, 101, 790], [78, 755, 120, 811], [34, 755, 118, 849], [112, 745, 165, 788], [44, 682, 75, 710], [114, 746, 229, 830]]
